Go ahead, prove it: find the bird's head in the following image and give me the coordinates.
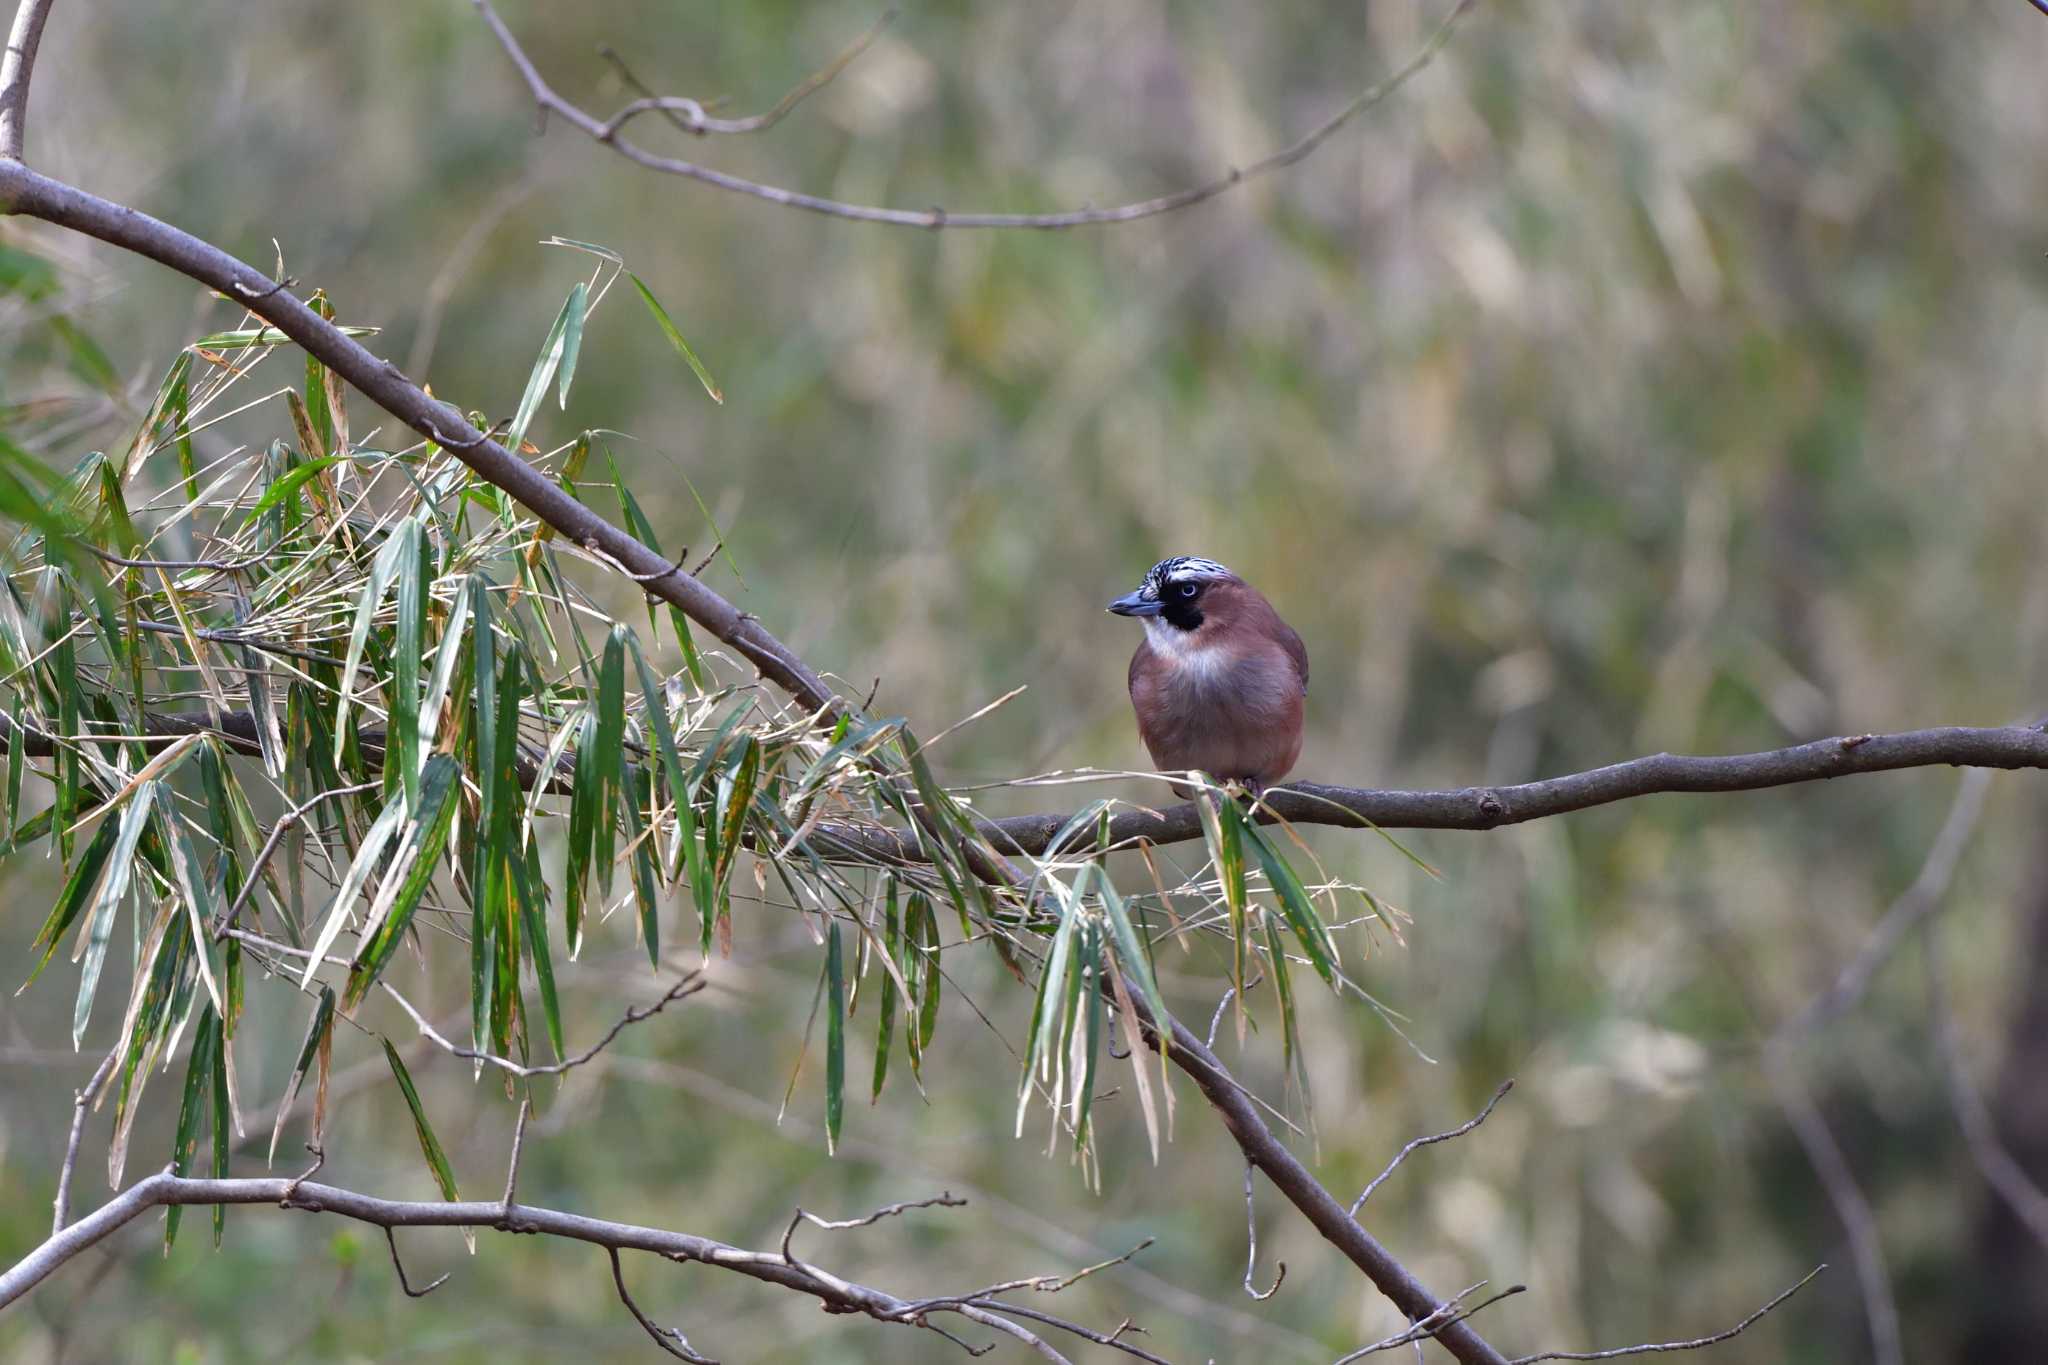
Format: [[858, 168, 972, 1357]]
[[1107, 556, 1240, 637]]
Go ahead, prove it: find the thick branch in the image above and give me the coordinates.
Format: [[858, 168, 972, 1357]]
[[0, 159, 839, 717], [1134, 1004, 1510, 1365], [0, 1171, 1089, 1358], [475, 0, 1473, 231], [835, 725, 2048, 860]]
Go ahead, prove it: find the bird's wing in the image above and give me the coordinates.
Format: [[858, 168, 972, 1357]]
[[1278, 621, 1309, 694]]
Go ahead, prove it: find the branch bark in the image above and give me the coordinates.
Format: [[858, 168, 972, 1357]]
[[825, 724, 2048, 860], [0, 159, 839, 718], [0, 1171, 1103, 1360], [0, 0, 53, 159]]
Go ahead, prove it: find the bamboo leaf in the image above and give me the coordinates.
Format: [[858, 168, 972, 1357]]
[[269, 988, 334, 1165], [508, 283, 586, 454], [628, 272, 723, 404], [300, 795, 408, 989], [381, 1039, 466, 1250], [390, 518, 428, 809], [164, 1005, 220, 1252], [1243, 819, 1339, 988], [345, 754, 463, 1008], [825, 920, 845, 1153], [334, 521, 414, 763]]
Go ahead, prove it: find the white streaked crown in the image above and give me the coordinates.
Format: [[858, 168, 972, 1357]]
[[1138, 555, 1231, 601]]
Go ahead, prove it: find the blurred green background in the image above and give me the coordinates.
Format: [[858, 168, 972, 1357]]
[[6, 0, 2048, 1360]]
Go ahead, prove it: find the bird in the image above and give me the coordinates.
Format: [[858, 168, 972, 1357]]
[[1107, 556, 1307, 796]]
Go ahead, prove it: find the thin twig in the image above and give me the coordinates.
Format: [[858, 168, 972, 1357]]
[[610, 1246, 716, 1363], [1350, 1081, 1515, 1215], [1333, 1280, 1523, 1362], [383, 1225, 449, 1298], [210, 781, 380, 938], [502, 1097, 532, 1212], [596, 9, 896, 139], [380, 973, 704, 1078], [1507, 1265, 1825, 1362], [1926, 931, 2048, 1250], [792, 1191, 966, 1235], [50, 1048, 119, 1235], [474, 0, 1473, 230], [1761, 1051, 1900, 1365], [1782, 768, 1993, 1037], [1242, 1164, 1284, 1300]]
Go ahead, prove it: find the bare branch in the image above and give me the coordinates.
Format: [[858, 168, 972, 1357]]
[[50, 1047, 118, 1235], [1126, 998, 1512, 1365], [210, 780, 380, 939], [1782, 767, 1993, 1037], [1335, 1281, 1526, 1362], [0, 1170, 1124, 1358], [1507, 1265, 1825, 1363], [502, 1098, 532, 1212], [1350, 1081, 1515, 1215], [596, 9, 897, 140], [1761, 1051, 1900, 1365], [826, 725, 2048, 860], [473, 0, 1474, 231], [380, 973, 705, 1079], [791, 1191, 966, 1237], [1926, 933, 2048, 1250], [0, 0, 56, 160], [610, 1247, 716, 1364]]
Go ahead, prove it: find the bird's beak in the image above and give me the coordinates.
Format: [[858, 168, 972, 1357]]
[[1107, 591, 1161, 617]]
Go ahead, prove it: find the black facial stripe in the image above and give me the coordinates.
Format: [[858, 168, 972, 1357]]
[[1159, 594, 1203, 631]]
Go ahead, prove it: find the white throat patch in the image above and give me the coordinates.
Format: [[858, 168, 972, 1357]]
[[1143, 616, 1231, 681]]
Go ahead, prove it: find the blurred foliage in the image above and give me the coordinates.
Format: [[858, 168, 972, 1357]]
[[4, 0, 2048, 1361]]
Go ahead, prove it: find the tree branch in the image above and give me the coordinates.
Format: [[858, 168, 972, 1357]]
[[828, 725, 2048, 861], [0, 0, 53, 159], [0, 158, 840, 717], [473, 0, 1474, 231], [0, 1171, 1125, 1358]]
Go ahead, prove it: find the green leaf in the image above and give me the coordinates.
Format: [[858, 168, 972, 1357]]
[[915, 895, 942, 1052], [209, 1005, 231, 1247], [872, 881, 898, 1102], [270, 988, 334, 1164], [1098, 870, 1170, 1044], [825, 920, 845, 1153], [165, 1005, 221, 1252], [628, 272, 722, 404], [239, 457, 344, 529], [1243, 819, 1339, 988], [381, 1040, 462, 1212], [334, 519, 414, 763], [508, 283, 587, 454], [344, 753, 464, 1008], [300, 793, 408, 988], [518, 844, 564, 1058], [23, 814, 121, 989], [191, 324, 377, 350], [1018, 874, 1081, 1122], [390, 518, 428, 809], [564, 710, 603, 955]]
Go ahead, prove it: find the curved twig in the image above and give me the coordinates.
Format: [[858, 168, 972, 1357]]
[[474, 0, 1474, 231]]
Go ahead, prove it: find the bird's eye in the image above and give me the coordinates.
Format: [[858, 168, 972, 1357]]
[[1176, 581, 1199, 599]]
